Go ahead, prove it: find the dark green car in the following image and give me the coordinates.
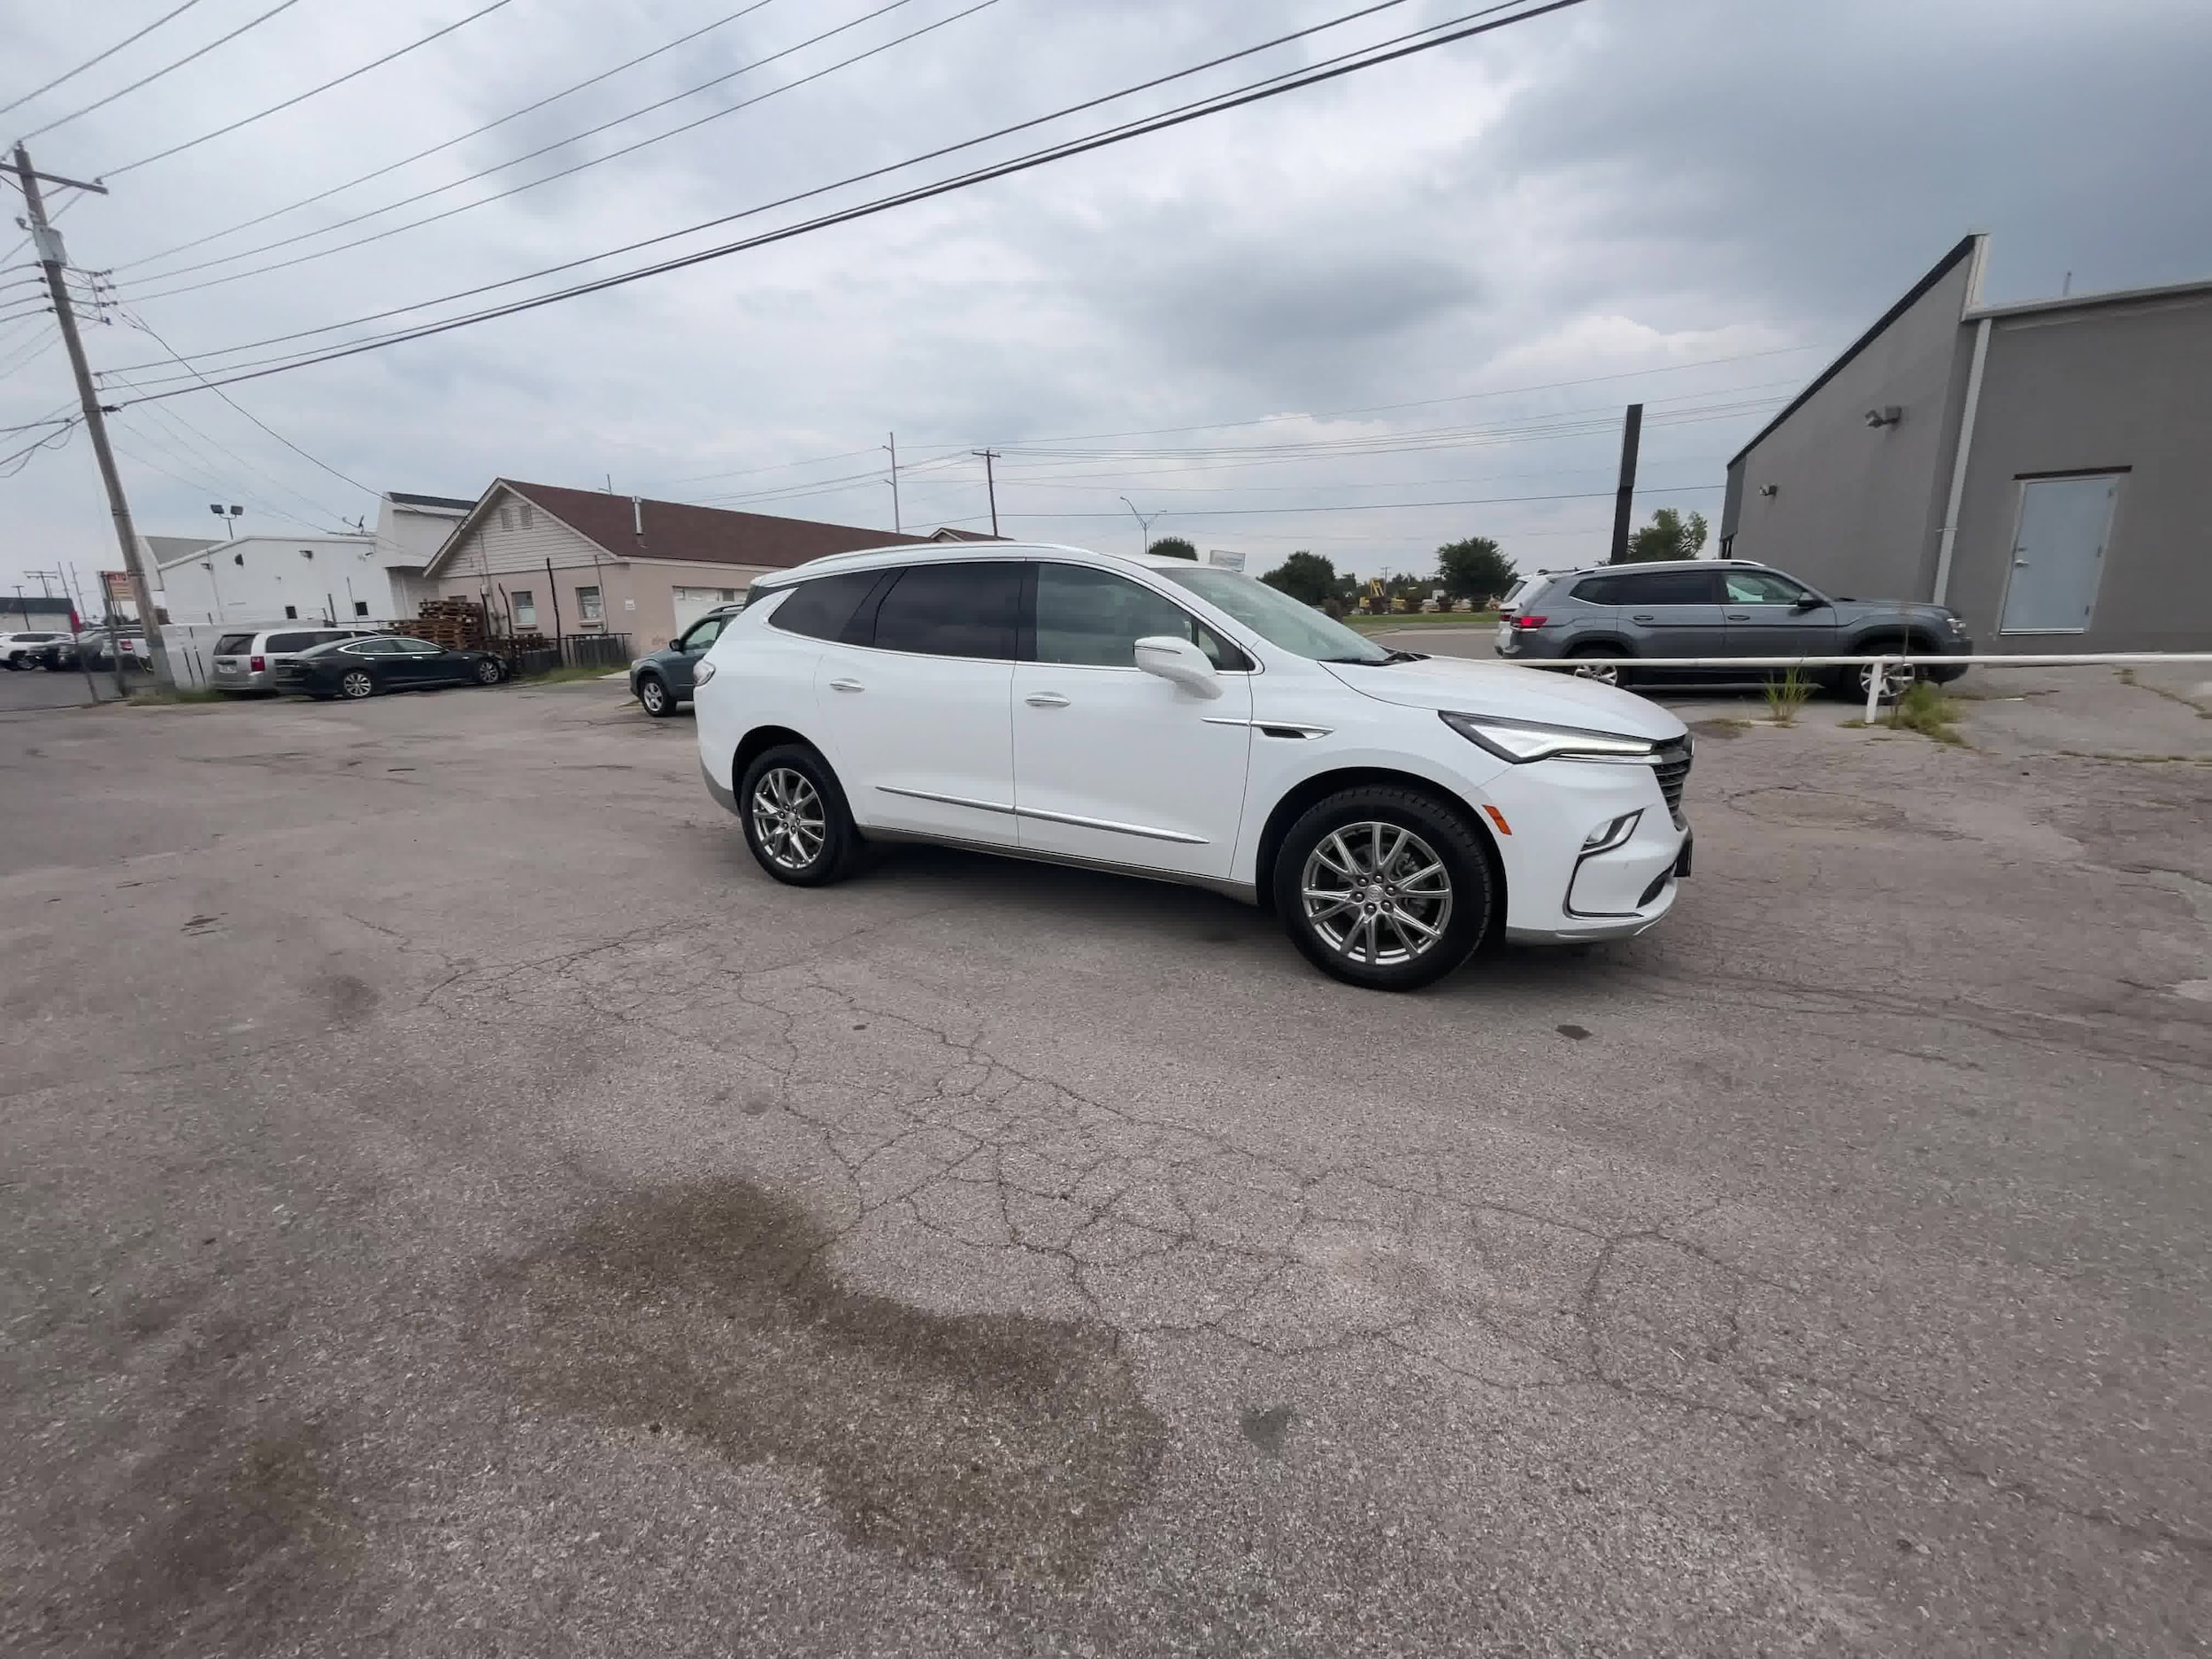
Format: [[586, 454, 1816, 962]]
[[631, 604, 741, 718]]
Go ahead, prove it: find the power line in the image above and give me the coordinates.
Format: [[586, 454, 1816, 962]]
[[114, 0, 1417, 317], [15, 0, 313, 142], [119, 0, 986, 296], [0, 0, 211, 120], [117, 308, 374, 493], [951, 484, 1732, 520], [109, 0, 790, 273], [109, 0, 1568, 394], [104, 0, 523, 178]]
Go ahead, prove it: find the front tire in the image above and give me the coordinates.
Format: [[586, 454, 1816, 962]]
[[1273, 787, 1491, 990], [637, 674, 675, 718], [472, 657, 503, 685], [738, 744, 864, 887]]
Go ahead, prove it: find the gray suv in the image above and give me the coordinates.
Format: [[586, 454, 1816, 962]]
[[1496, 560, 1971, 699], [631, 604, 743, 717]]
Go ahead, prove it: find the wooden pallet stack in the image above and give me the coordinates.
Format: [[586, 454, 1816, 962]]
[[406, 597, 491, 652]]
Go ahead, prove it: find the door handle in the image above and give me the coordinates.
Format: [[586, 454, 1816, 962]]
[[1631, 613, 1655, 622], [2013, 558, 2030, 567], [1725, 612, 1750, 620], [829, 678, 864, 693], [1024, 691, 1070, 708]]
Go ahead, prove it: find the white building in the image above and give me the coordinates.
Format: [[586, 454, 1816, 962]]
[[147, 491, 474, 626]]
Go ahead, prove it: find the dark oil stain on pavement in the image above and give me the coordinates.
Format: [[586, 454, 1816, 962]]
[[1240, 1403, 1294, 1456], [503, 1179, 1164, 1587], [320, 972, 380, 1025], [87, 1413, 360, 1655]]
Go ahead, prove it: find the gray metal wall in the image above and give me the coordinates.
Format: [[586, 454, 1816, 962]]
[[1946, 291, 2212, 652], [1723, 255, 1975, 603]]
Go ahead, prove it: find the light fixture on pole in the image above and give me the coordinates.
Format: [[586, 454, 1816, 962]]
[[208, 503, 242, 538], [1119, 495, 1161, 560]]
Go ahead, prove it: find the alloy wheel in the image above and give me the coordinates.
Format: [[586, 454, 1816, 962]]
[[1300, 821, 1454, 968], [1570, 660, 1621, 686], [639, 678, 667, 714], [750, 767, 827, 872], [1859, 659, 1918, 702], [340, 671, 374, 699], [474, 657, 501, 684]]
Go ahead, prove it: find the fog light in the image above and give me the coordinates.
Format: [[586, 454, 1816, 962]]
[[1582, 810, 1641, 854]]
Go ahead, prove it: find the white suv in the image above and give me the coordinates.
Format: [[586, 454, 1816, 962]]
[[694, 544, 1692, 989]]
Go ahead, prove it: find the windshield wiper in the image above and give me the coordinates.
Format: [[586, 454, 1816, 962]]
[[1382, 649, 1429, 664]]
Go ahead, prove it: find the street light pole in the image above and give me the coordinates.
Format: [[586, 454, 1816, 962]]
[[1119, 495, 1161, 560]]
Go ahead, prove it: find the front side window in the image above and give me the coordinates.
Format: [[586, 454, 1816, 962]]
[[1721, 569, 1813, 604], [512, 589, 537, 627], [764, 571, 880, 641], [1611, 569, 1720, 606], [869, 563, 1021, 660], [1034, 564, 1245, 669], [577, 586, 604, 623], [681, 616, 724, 652], [1157, 565, 1387, 664]]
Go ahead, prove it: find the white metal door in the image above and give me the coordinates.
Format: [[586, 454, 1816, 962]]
[[2001, 475, 2118, 634], [1011, 663, 1252, 879]]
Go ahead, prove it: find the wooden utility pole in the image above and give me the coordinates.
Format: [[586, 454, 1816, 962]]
[[972, 449, 1001, 537], [884, 432, 902, 534], [12, 144, 173, 688], [1607, 403, 1643, 565]]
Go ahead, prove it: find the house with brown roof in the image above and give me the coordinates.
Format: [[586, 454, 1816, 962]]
[[422, 480, 989, 645]]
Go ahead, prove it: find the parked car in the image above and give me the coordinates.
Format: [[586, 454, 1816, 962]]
[[0, 631, 70, 669], [631, 603, 743, 717], [208, 626, 382, 694], [1495, 559, 1971, 700], [276, 634, 505, 699], [693, 543, 1694, 991], [34, 627, 145, 672]]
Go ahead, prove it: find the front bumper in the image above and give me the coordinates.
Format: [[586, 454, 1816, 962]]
[[1480, 752, 1690, 945]]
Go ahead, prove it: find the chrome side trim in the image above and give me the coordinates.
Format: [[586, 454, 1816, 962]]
[[1014, 803, 1207, 845], [1202, 717, 1333, 739], [875, 783, 1204, 845], [863, 826, 1259, 906]]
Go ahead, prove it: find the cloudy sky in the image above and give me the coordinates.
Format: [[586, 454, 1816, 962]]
[[2, 0, 2207, 603]]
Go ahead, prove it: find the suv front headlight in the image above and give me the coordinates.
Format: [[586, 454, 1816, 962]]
[[1439, 710, 1659, 764]]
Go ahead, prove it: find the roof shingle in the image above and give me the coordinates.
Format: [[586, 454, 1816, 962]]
[[505, 480, 941, 571]]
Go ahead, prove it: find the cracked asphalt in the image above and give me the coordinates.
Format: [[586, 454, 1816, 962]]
[[3, 665, 2208, 1655]]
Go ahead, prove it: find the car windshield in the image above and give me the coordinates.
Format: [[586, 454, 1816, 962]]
[[1156, 566, 1389, 664]]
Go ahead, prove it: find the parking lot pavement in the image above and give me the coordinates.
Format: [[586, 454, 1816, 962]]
[[3, 675, 2208, 1655], [0, 664, 115, 714]]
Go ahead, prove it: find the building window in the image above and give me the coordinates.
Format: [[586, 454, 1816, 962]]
[[577, 585, 603, 623], [283, 604, 298, 619], [513, 589, 536, 628], [353, 600, 370, 618], [301, 548, 314, 560], [497, 504, 512, 532], [519, 503, 534, 530]]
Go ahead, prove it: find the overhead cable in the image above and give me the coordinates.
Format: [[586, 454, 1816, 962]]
[[0, 0, 210, 120], [14, 0, 312, 142]]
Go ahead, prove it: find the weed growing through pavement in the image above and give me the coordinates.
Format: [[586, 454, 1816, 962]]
[[1762, 667, 1814, 726], [1886, 680, 1966, 745]]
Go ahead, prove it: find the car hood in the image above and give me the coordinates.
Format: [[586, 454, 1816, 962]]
[[1831, 598, 1955, 625], [1323, 656, 1688, 741]]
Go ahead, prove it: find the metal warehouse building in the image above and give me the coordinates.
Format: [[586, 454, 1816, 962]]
[[1721, 234, 2212, 652]]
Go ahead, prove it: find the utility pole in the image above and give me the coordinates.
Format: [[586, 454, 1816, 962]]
[[12, 144, 172, 688], [884, 432, 902, 534], [1607, 403, 1644, 565], [972, 449, 1001, 537]]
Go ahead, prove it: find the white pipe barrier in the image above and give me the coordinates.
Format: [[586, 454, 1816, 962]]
[[1504, 651, 2212, 722]]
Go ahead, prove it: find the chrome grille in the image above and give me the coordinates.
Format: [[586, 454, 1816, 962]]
[[1652, 737, 1692, 825]]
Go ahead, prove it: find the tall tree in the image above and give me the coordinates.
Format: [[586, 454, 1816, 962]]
[[1148, 536, 1198, 560], [1260, 550, 1340, 606], [1435, 535, 1516, 603], [1624, 508, 1709, 564]]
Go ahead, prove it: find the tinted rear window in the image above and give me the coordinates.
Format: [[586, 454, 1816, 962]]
[[267, 632, 321, 652], [869, 563, 1021, 660], [1609, 569, 1720, 605], [214, 634, 254, 655], [1570, 575, 1620, 604], [764, 571, 881, 641]]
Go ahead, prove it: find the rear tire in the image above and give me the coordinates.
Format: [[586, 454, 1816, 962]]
[[738, 743, 865, 887], [1273, 787, 1491, 991], [637, 674, 675, 718], [339, 669, 376, 700]]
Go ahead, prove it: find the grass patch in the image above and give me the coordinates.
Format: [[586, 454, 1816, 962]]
[[1343, 610, 1501, 632], [1885, 680, 1966, 745], [1761, 666, 1815, 726]]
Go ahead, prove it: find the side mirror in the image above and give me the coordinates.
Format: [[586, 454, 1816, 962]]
[[1133, 634, 1222, 699], [668, 637, 684, 650], [1793, 595, 1824, 611]]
